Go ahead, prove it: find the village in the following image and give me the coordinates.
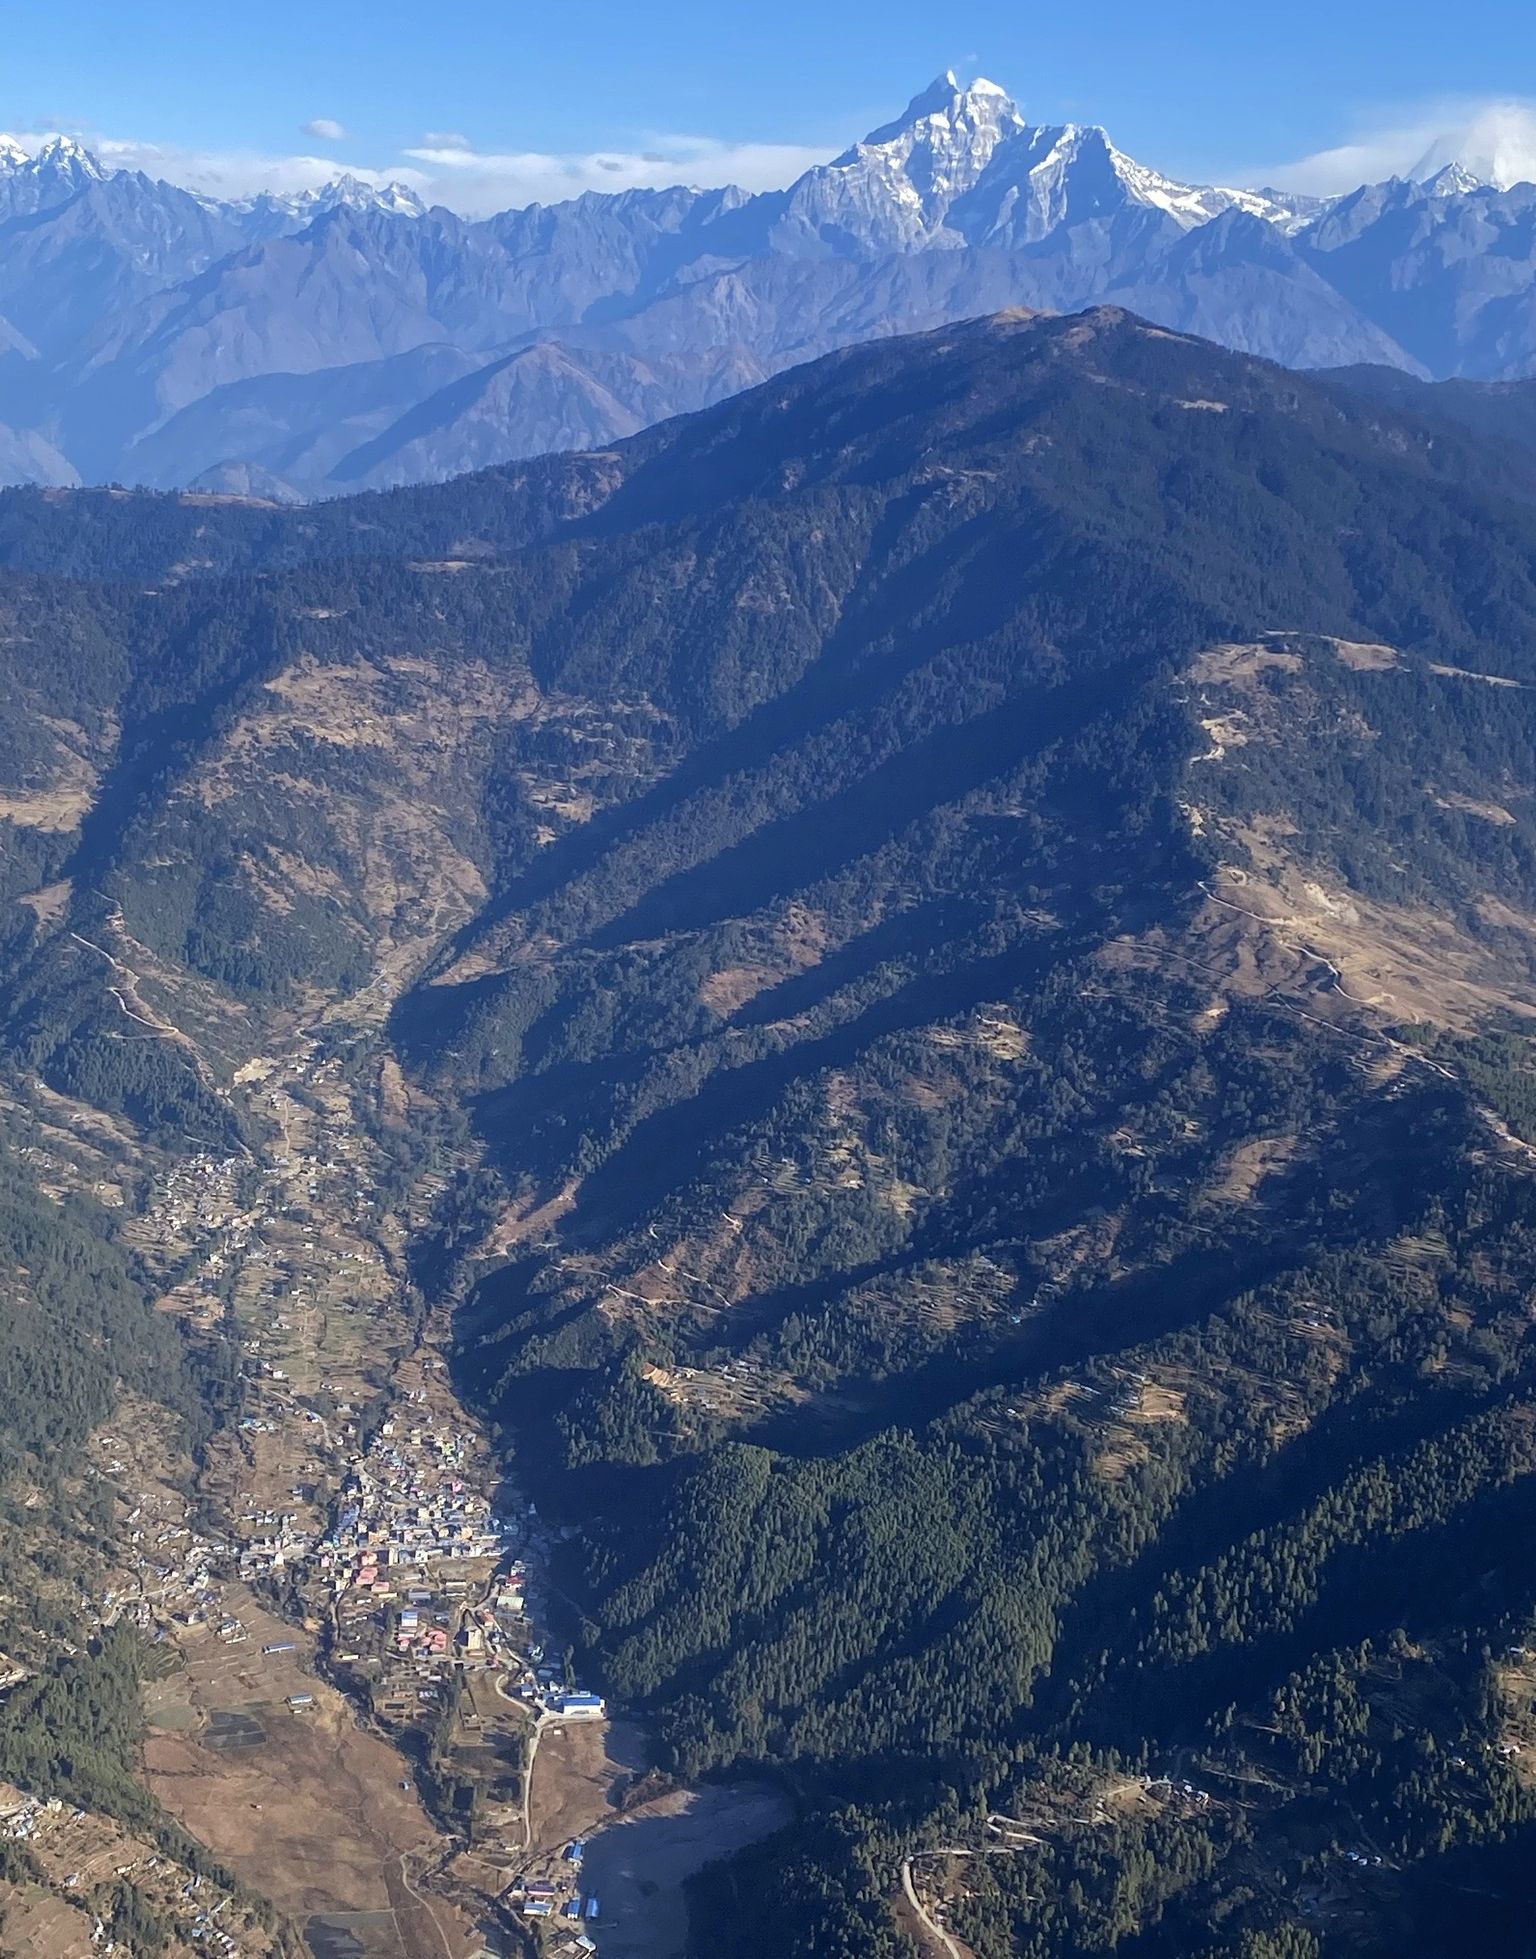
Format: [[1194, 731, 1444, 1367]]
[[83, 1021, 627, 1959], [0, 984, 798, 1959], [0, 1780, 283, 1959]]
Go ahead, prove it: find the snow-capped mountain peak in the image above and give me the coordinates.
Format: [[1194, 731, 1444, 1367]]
[[945, 120, 1317, 249], [0, 133, 108, 184], [852, 69, 1027, 174], [226, 173, 428, 239], [775, 71, 1028, 252], [364, 180, 428, 217], [863, 69, 971, 131], [0, 133, 110, 218], [1421, 160, 1489, 198], [314, 173, 427, 217], [1410, 106, 1536, 191], [771, 80, 1320, 258], [32, 135, 105, 183]]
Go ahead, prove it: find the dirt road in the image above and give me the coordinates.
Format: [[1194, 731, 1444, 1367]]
[[901, 1858, 963, 1959]]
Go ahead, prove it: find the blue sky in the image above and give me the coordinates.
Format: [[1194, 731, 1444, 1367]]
[[6, 0, 1536, 210]]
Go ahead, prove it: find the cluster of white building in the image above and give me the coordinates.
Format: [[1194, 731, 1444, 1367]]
[[234, 1499, 314, 1584], [94, 1453, 229, 1634], [318, 1415, 507, 1592]]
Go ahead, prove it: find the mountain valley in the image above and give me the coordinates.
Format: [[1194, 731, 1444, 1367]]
[[3, 309, 1536, 1958]]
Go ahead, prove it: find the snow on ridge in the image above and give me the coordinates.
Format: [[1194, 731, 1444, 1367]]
[[0, 84, 1478, 243]]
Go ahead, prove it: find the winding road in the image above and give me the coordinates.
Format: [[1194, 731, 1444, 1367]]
[[493, 1672, 549, 1850], [901, 1858, 963, 1959]]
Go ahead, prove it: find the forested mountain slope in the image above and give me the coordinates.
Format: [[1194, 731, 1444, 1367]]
[[5, 310, 1536, 1955]]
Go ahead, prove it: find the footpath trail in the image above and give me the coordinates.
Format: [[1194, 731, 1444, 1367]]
[[492, 1676, 550, 1850], [391, 1851, 457, 1959]]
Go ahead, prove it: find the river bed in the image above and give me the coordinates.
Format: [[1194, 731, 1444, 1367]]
[[578, 1782, 794, 1958]]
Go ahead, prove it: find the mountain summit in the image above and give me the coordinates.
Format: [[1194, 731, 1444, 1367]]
[[2, 82, 1536, 496], [766, 72, 1028, 251], [1410, 103, 1536, 189], [763, 77, 1310, 254], [239, 173, 429, 225], [0, 132, 108, 216]]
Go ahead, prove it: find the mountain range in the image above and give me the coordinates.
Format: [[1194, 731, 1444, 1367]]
[[4, 76, 1536, 495], [8, 307, 1536, 1953]]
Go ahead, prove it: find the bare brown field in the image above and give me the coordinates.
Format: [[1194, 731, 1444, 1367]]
[[528, 1718, 651, 1856], [0, 1883, 95, 1959], [143, 1595, 473, 1959], [145, 1699, 477, 1959]]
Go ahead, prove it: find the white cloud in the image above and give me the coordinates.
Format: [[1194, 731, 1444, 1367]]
[[86, 134, 430, 203], [399, 133, 836, 213], [24, 90, 1536, 226], [3, 120, 835, 216], [1245, 98, 1536, 195]]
